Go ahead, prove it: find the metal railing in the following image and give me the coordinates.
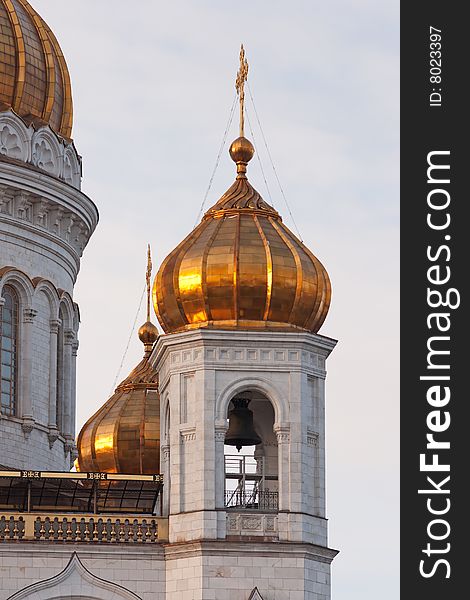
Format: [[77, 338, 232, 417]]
[[224, 489, 278, 511], [224, 454, 278, 511]]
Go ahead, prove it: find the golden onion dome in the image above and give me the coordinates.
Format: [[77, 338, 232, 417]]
[[78, 245, 160, 474], [153, 135, 331, 334], [0, 0, 73, 138], [76, 346, 160, 474]]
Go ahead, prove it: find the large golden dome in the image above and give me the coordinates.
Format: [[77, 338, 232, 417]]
[[0, 0, 73, 138], [153, 136, 331, 334]]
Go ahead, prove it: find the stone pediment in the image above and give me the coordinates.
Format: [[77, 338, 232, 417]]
[[6, 552, 141, 600]]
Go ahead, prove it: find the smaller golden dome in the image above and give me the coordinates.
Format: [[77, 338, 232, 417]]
[[76, 349, 160, 475], [77, 247, 161, 474]]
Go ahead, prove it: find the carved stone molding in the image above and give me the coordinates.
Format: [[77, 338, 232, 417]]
[[23, 308, 38, 324], [227, 514, 239, 531], [49, 318, 61, 334], [215, 426, 228, 442], [180, 426, 196, 444], [15, 190, 32, 221], [0, 183, 94, 260], [21, 418, 35, 439], [240, 515, 262, 531], [0, 117, 29, 162], [265, 515, 276, 531], [0, 110, 81, 189], [161, 444, 170, 460], [307, 429, 319, 447], [64, 329, 76, 345], [226, 513, 278, 538], [64, 438, 76, 458], [48, 428, 60, 449], [274, 424, 290, 445]]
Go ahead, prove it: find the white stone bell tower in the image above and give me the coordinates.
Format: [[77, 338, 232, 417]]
[[155, 330, 337, 599], [152, 46, 337, 599]]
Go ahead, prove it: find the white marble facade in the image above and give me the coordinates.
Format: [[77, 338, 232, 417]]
[[0, 110, 98, 470], [0, 325, 338, 599], [0, 541, 335, 600]]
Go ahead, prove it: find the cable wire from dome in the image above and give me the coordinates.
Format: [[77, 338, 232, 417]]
[[110, 283, 146, 395], [247, 82, 303, 242], [245, 106, 275, 208], [193, 93, 238, 227]]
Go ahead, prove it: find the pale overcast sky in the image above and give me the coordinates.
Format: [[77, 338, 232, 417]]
[[33, 1, 399, 598]]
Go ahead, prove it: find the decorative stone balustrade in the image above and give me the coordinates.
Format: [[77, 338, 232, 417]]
[[0, 514, 168, 543]]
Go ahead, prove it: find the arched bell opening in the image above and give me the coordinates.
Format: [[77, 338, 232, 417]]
[[223, 392, 278, 511]]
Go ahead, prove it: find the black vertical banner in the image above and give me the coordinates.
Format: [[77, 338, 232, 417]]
[[401, 3, 466, 599]]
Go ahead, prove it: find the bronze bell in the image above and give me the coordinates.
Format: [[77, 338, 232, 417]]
[[225, 398, 262, 451]]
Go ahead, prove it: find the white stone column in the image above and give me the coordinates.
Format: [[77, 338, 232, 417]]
[[47, 318, 60, 446], [314, 377, 326, 518], [70, 340, 79, 440], [214, 423, 228, 509], [62, 329, 75, 446], [274, 424, 290, 512], [161, 444, 170, 516], [20, 307, 37, 436], [168, 374, 182, 516]]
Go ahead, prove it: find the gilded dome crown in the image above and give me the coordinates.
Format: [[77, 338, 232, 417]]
[[0, 0, 73, 138], [153, 136, 331, 334]]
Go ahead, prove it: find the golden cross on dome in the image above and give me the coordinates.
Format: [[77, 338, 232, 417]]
[[235, 44, 249, 137], [146, 244, 152, 322]]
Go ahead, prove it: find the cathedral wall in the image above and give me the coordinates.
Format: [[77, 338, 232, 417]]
[[0, 222, 76, 293], [0, 545, 166, 600], [0, 271, 78, 470], [0, 541, 333, 600], [165, 541, 334, 600], [0, 419, 70, 471], [0, 112, 97, 471]]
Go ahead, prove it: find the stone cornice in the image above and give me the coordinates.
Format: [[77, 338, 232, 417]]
[[0, 170, 98, 263], [0, 161, 98, 232], [153, 329, 335, 390], [162, 539, 339, 564], [153, 328, 337, 368]]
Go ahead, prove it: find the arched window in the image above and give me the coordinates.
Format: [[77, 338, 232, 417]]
[[56, 307, 65, 432], [1, 286, 19, 416]]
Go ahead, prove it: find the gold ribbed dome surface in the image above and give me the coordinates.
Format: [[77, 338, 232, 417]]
[[153, 137, 331, 334], [76, 353, 160, 474], [0, 0, 73, 138]]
